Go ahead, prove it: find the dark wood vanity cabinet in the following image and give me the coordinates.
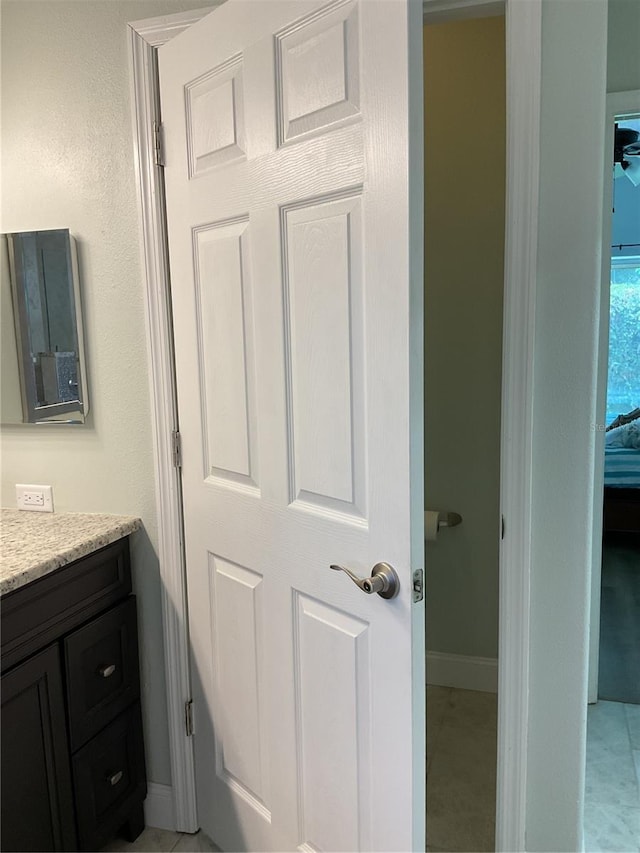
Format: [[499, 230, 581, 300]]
[[1, 644, 77, 852], [1, 537, 147, 852]]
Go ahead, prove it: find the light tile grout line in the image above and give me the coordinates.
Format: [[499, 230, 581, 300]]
[[584, 702, 640, 851], [169, 833, 185, 852], [625, 702, 640, 794], [623, 703, 640, 796]]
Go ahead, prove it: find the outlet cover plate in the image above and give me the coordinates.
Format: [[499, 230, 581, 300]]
[[16, 484, 54, 513]]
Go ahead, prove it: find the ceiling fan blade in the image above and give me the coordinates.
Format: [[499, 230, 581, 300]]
[[617, 127, 640, 147]]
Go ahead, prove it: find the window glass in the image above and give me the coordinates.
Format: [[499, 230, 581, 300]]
[[606, 261, 640, 425]]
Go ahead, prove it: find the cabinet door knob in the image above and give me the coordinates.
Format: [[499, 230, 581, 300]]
[[107, 770, 123, 787], [98, 663, 116, 678]]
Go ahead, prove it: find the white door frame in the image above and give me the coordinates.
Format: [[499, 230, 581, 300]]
[[588, 88, 640, 705], [127, 6, 223, 832], [128, 1, 541, 848]]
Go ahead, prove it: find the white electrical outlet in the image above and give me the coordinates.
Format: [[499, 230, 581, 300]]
[[16, 484, 54, 513]]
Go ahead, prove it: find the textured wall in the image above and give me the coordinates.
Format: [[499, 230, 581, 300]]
[[0, 0, 213, 787], [423, 15, 505, 661]]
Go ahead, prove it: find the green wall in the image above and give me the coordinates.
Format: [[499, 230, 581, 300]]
[[424, 14, 506, 662]]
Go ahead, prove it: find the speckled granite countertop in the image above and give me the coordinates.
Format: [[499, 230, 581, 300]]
[[0, 509, 141, 596]]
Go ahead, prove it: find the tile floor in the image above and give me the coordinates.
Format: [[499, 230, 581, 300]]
[[102, 692, 640, 853], [584, 700, 640, 853], [105, 686, 498, 853], [102, 827, 219, 852], [426, 685, 498, 853]]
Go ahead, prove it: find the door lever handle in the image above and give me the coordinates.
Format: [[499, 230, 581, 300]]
[[330, 562, 400, 599]]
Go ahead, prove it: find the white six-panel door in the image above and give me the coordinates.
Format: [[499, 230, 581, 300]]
[[158, 1, 423, 849]]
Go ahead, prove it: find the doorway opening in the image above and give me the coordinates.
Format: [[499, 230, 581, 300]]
[[423, 12, 505, 852], [584, 107, 640, 852]]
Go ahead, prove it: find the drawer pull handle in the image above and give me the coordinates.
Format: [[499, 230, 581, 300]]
[[107, 770, 123, 787], [98, 664, 116, 678]]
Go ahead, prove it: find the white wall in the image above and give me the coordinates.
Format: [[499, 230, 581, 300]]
[[607, 0, 640, 93], [525, 1, 608, 849], [0, 0, 213, 788]]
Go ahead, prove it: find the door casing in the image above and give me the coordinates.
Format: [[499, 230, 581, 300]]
[[128, 1, 541, 849], [588, 89, 640, 706]]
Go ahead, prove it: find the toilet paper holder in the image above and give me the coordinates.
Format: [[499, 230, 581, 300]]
[[424, 510, 463, 542], [436, 511, 462, 528]]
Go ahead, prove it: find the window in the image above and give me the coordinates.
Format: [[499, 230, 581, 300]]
[[607, 115, 640, 426], [606, 258, 640, 425]]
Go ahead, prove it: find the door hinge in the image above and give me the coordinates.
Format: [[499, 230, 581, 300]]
[[172, 430, 182, 468], [185, 699, 194, 736], [412, 569, 424, 603], [501, 514, 505, 540], [153, 120, 165, 167]]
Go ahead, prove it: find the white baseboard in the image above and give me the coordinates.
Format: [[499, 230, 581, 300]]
[[144, 782, 176, 831], [427, 651, 498, 693]]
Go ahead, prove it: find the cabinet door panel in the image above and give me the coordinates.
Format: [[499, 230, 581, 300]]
[[1, 645, 77, 852]]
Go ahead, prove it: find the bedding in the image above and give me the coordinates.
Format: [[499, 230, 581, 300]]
[[603, 412, 640, 532], [604, 446, 640, 489], [606, 420, 640, 449]]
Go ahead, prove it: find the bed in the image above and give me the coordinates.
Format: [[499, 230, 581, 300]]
[[603, 413, 640, 534]]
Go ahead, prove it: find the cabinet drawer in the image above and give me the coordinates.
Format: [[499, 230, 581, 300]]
[[72, 703, 146, 852], [65, 597, 140, 751], [1, 539, 131, 672]]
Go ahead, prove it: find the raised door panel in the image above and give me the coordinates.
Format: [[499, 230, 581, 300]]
[[194, 217, 259, 491], [293, 593, 371, 852], [282, 190, 366, 522], [186, 55, 246, 176], [210, 555, 270, 818], [275, 0, 360, 145]]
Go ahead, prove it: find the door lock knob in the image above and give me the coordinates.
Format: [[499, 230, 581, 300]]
[[330, 562, 400, 599]]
